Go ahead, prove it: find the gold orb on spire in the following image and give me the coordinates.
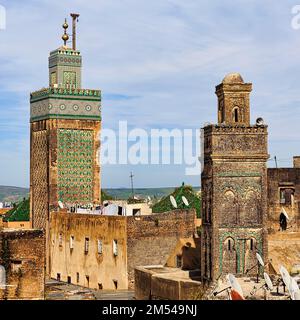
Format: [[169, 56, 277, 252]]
[[62, 33, 69, 42], [62, 20, 69, 30], [61, 18, 69, 46]]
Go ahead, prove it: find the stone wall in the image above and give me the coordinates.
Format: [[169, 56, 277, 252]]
[[49, 212, 128, 290], [135, 266, 202, 300], [127, 209, 195, 288], [0, 229, 45, 300]]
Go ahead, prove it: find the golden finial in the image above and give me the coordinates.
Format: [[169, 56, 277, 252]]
[[61, 18, 69, 46]]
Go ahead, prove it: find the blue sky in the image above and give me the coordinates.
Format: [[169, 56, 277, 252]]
[[0, 1, 299, 188]]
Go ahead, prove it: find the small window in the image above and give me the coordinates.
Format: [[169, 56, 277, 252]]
[[250, 239, 254, 251], [84, 237, 89, 253], [113, 280, 118, 290], [97, 239, 103, 255], [133, 208, 141, 216], [59, 233, 63, 247], [57, 273, 61, 281], [86, 275, 90, 287], [70, 236, 74, 249], [11, 260, 22, 273], [98, 283, 103, 290], [76, 272, 80, 283], [228, 239, 231, 251], [67, 276, 71, 284], [113, 240, 118, 256], [233, 108, 239, 123]]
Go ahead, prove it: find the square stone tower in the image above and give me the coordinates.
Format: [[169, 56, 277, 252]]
[[30, 17, 101, 229], [201, 73, 269, 282]]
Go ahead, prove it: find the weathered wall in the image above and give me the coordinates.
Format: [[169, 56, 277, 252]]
[[135, 266, 202, 300], [49, 212, 127, 290], [0, 229, 45, 300], [2, 221, 31, 229], [127, 209, 195, 288], [267, 168, 300, 232], [165, 237, 201, 270]]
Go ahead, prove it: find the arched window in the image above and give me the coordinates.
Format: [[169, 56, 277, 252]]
[[222, 237, 237, 273], [250, 238, 254, 251], [233, 107, 239, 123], [228, 239, 232, 251]]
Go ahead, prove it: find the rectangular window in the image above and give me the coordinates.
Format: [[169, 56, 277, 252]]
[[50, 72, 57, 86], [76, 272, 80, 283], [113, 240, 118, 256], [97, 239, 103, 254], [59, 233, 63, 247], [70, 236, 74, 249], [84, 237, 89, 253]]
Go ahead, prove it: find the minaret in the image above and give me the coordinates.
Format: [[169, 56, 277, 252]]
[[30, 15, 101, 229], [201, 73, 269, 283]]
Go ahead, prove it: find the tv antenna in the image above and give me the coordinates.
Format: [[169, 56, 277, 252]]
[[130, 172, 135, 198], [274, 156, 278, 168]]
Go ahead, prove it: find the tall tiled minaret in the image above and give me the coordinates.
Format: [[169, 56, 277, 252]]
[[30, 14, 101, 229]]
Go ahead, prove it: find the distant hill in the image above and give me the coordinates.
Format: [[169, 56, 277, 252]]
[[0, 186, 29, 203], [0, 185, 201, 203], [103, 187, 200, 201]]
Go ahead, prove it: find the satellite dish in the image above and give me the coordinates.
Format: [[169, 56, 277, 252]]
[[227, 274, 244, 299], [289, 277, 300, 299], [182, 196, 189, 206], [103, 200, 109, 206], [263, 273, 274, 291], [281, 207, 289, 220], [256, 117, 264, 126], [58, 201, 64, 209], [256, 253, 264, 267], [0, 265, 6, 289], [279, 265, 291, 288], [291, 291, 300, 300], [103, 204, 118, 216], [170, 196, 177, 208]]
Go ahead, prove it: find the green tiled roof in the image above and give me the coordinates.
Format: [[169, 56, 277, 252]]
[[3, 198, 30, 222], [152, 184, 201, 218]]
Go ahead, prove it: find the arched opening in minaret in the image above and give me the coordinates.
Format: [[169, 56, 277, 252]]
[[233, 107, 239, 123]]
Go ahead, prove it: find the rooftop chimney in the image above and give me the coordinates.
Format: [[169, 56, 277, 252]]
[[293, 156, 300, 168]]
